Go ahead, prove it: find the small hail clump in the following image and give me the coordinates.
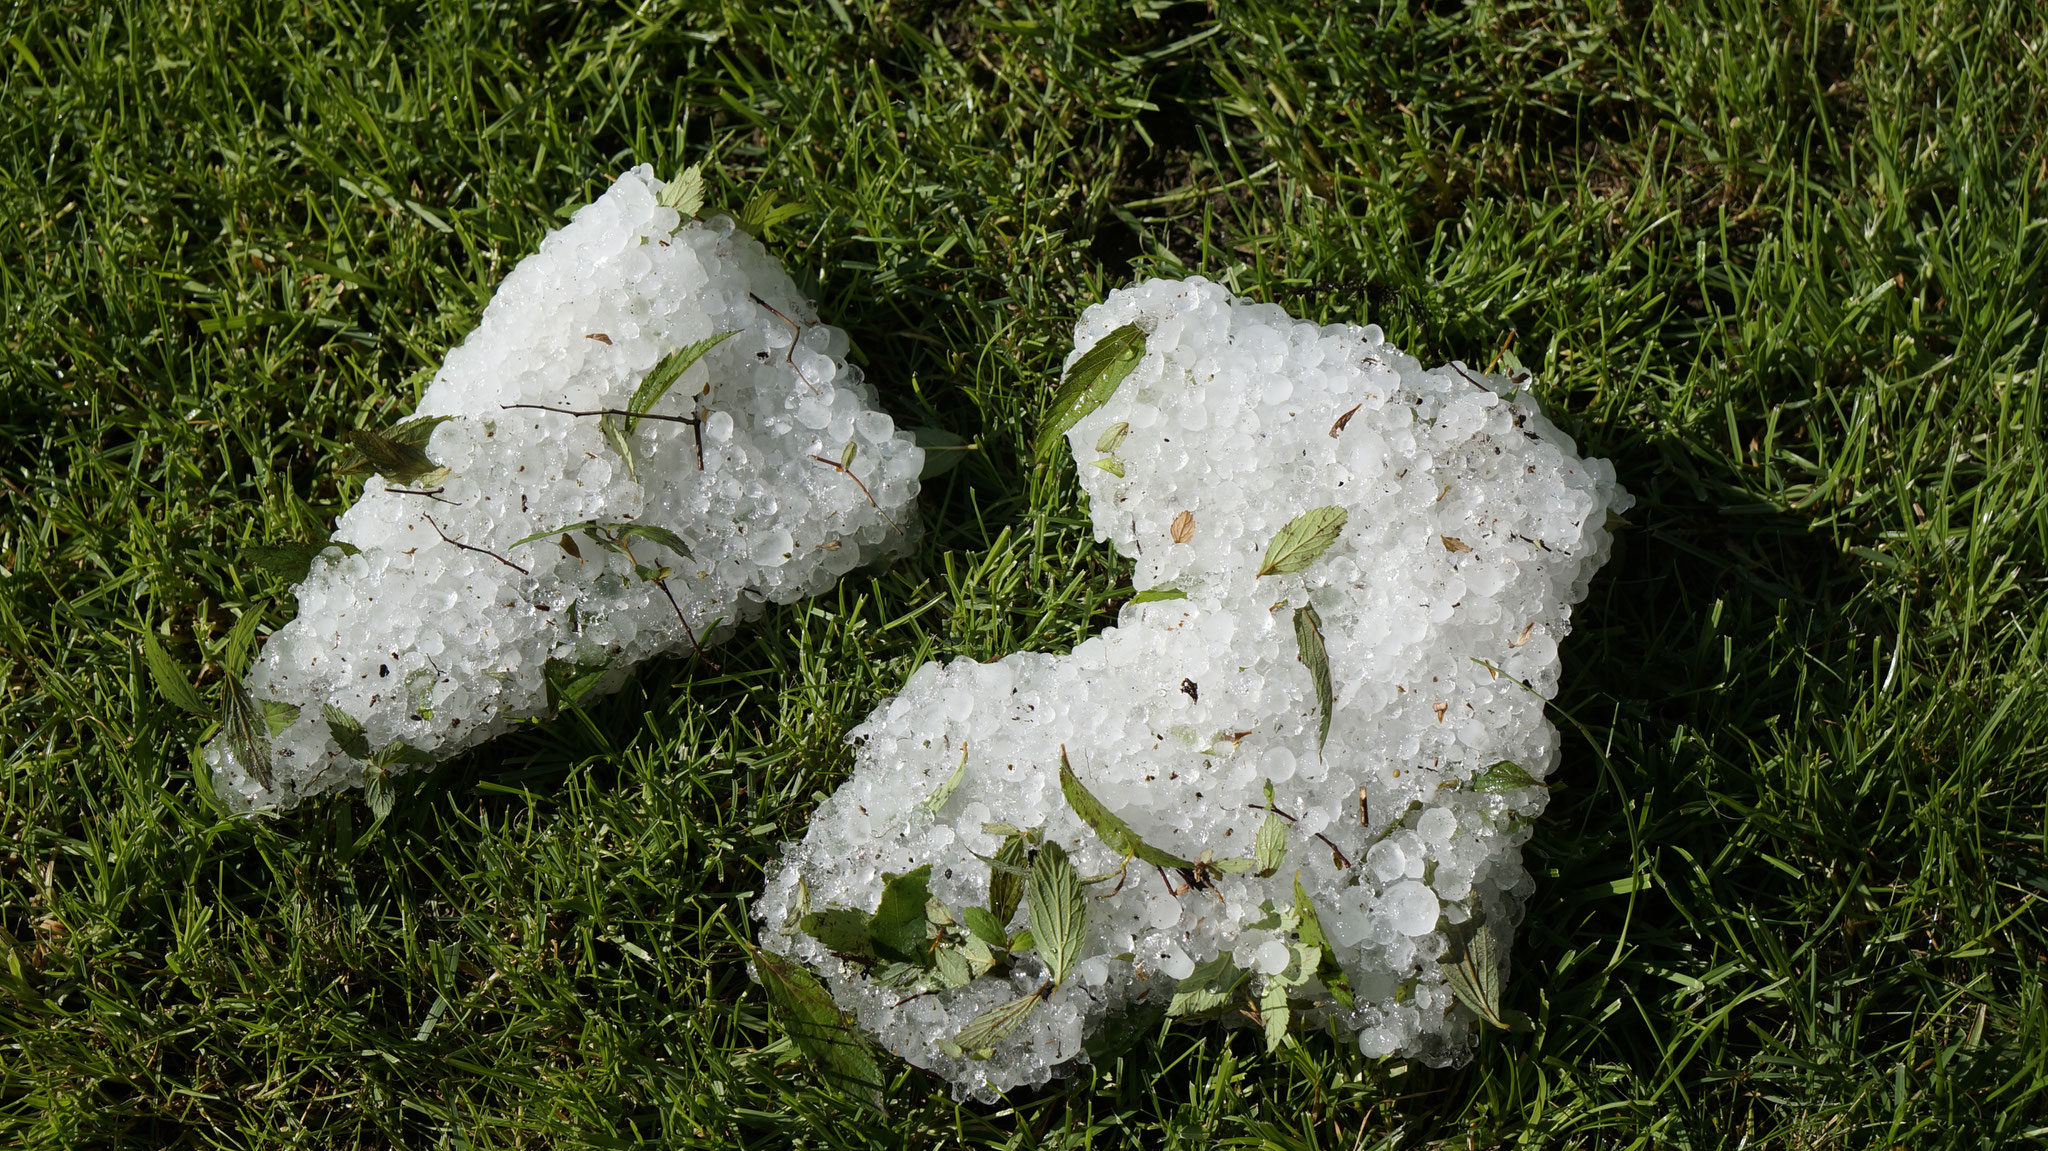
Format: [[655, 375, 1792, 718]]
[[195, 166, 924, 811], [757, 277, 1629, 1101]]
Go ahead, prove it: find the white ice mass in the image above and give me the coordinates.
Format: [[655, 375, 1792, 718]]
[[758, 277, 1630, 1099], [205, 166, 923, 809]]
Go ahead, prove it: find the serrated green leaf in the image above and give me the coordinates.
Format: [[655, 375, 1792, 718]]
[[1253, 814, 1289, 877], [1007, 927, 1035, 953], [909, 426, 973, 479], [512, 522, 608, 551], [1167, 952, 1247, 1017], [918, 745, 969, 816], [1294, 604, 1333, 751], [364, 771, 395, 820], [222, 610, 264, 676], [1470, 760, 1546, 794], [258, 699, 300, 737], [1094, 421, 1130, 454], [1060, 748, 1196, 869], [628, 330, 738, 433], [1444, 921, 1516, 1029], [799, 909, 875, 961], [658, 163, 706, 217], [1028, 841, 1086, 986], [1257, 506, 1348, 578], [1261, 976, 1291, 1052], [219, 674, 273, 790], [748, 944, 888, 1112], [375, 741, 437, 767], [931, 943, 973, 989], [143, 631, 208, 716], [339, 423, 449, 486], [870, 865, 933, 966], [617, 523, 692, 559], [1035, 323, 1146, 462], [1129, 587, 1187, 604], [324, 703, 370, 760], [987, 832, 1028, 926], [945, 984, 1048, 1060], [960, 905, 1009, 949]]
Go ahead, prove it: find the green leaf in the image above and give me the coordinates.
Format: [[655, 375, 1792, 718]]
[[599, 412, 637, 482], [1035, 323, 1146, 462], [931, 943, 973, 989], [258, 699, 300, 737], [960, 905, 1009, 949], [323, 703, 371, 760], [1059, 748, 1196, 869], [627, 330, 738, 432], [512, 522, 607, 551], [375, 741, 437, 767], [1261, 976, 1291, 1052], [248, 540, 362, 583], [1027, 841, 1087, 986], [909, 426, 974, 479], [142, 631, 208, 716], [1470, 760, 1546, 794], [1088, 457, 1125, 477], [1257, 506, 1348, 578], [943, 984, 1048, 1060], [1129, 587, 1186, 604], [1292, 878, 1353, 1009], [543, 657, 611, 713], [747, 944, 888, 1112], [364, 771, 395, 820], [222, 609, 264, 676], [1294, 604, 1334, 752], [869, 865, 934, 966], [986, 831, 1029, 926], [658, 163, 706, 217], [1443, 921, 1524, 1030], [339, 420, 450, 486], [219, 674, 273, 790], [1094, 421, 1131, 454], [1167, 952, 1247, 1017], [616, 523, 693, 559], [799, 909, 876, 961], [736, 189, 812, 239], [1253, 814, 1289, 878], [918, 745, 969, 816]]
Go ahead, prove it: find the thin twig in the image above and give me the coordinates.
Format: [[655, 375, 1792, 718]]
[[385, 485, 459, 505], [499, 403, 699, 426], [810, 455, 902, 535], [1450, 363, 1492, 392], [423, 516, 528, 574], [749, 292, 824, 394]]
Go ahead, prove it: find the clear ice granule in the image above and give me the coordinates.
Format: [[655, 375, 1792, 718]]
[[758, 277, 1629, 1100], [204, 166, 923, 810]]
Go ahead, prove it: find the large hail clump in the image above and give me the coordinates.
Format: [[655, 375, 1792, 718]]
[[203, 167, 923, 810], [758, 277, 1629, 1100]]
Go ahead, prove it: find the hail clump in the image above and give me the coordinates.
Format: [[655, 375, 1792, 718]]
[[758, 278, 1629, 1099], [205, 166, 922, 809]]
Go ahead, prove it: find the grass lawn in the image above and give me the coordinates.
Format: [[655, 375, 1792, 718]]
[[4, 0, 2047, 1145]]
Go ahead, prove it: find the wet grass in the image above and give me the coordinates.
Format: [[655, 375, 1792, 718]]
[[2, 0, 2046, 1146]]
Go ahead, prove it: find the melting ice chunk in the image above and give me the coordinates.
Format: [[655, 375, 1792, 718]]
[[759, 277, 1628, 1099], [206, 167, 922, 809]]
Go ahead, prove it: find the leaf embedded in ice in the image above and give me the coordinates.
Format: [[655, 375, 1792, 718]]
[[1027, 841, 1086, 986], [323, 703, 371, 760], [799, 909, 876, 961], [1260, 975, 1291, 1053], [917, 744, 969, 816], [1252, 813, 1289, 878], [258, 699, 300, 737], [1294, 604, 1333, 752], [629, 330, 738, 434], [1167, 952, 1247, 1018], [1129, 587, 1186, 604], [1059, 748, 1196, 870], [1469, 760, 1545, 794], [869, 865, 934, 967], [219, 674, 273, 790], [1257, 506, 1348, 578], [338, 418, 450, 486], [985, 832, 1028, 926], [944, 983, 1049, 1060], [1035, 322, 1145, 463]]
